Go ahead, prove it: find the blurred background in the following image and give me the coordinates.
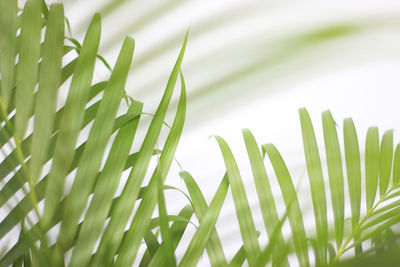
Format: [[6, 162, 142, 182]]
[[30, 0, 400, 265]]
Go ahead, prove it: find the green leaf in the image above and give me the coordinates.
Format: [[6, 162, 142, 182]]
[[0, 0, 18, 107], [362, 207, 400, 231], [365, 127, 379, 210], [68, 101, 142, 267], [112, 70, 187, 267], [42, 13, 102, 228], [0, 182, 161, 267], [393, 144, 400, 185], [155, 167, 177, 266], [343, 118, 362, 254], [229, 245, 247, 267], [255, 206, 289, 267], [180, 170, 228, 267], [213, 135, 261, 266], [0, 84, 105, 208], [145, 205, 194, 267], [263, 143, 309, 267], [379, 130, 394, 195], [299, 108, 327, 264], [322, 110, 345, 249], [179, 175, 229, 267], [15, 0, 42, 139], [57, 36, 135, 252], [242, 128, 288, 266], [30, 3, 64, 183], [144, 231, 160, 258]]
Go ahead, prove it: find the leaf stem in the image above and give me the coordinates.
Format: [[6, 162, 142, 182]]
[[0, 97, 41, 221], [334, 187, 394, 262]]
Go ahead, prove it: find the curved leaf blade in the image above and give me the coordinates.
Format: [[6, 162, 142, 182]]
[[242, 128, 288, 266], [57, 36, 135, 252], [0, 0, 18, 107], [15, 0, 42, 139], [322, 110, 344, 249], [379, 130, 394, 195], [393, 144, 400, 185], [180, 170, 228, 267], [30, 3, 64, 183], [213, 135, 261, 266], [263, 143, 309, 267], [42, 13, 101, 228], [365, 127, 379, 210], [179, 175, 229, 267], [69, 101, 142, 267], [299, 108, 327, 264]]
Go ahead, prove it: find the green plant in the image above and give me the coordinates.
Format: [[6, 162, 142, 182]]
[[1, 0, 400, 267]]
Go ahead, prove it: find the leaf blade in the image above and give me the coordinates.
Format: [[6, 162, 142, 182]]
[[365, 127, 379, 210], [242, 129, 288, 266], [263, 143, 309, 267], [214, 135, 261, 266], [30, 3, 64, 183], [322, 110, 345, 249], [42, 13, 102, 228], [299, 108, 327, 264], [15, 0, 42, 139], [379, 130, 394, 195]]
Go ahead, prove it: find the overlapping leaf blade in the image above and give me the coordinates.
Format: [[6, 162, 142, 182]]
[[242, 128, 288, 266], [57, 36, 135, 254], [69, 101, 142, 267], [214, 135, 261, 266], [263, 143, 309, 267], [42, 13, 101, 228], [112, 70, 187, 267], [179, 175, 229, 267], [146, 205, 194, 267], [180, 170, 228, 266]]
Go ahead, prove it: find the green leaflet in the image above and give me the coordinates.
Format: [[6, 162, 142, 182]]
[[30, 3, 64, 183], [112, 70, 187, 267], [393, 144, 400, 185], [242, 129, 288, 266], [365, 127, 379, 210], [214, 136, 261, 266], [143, 231, 160, 258], [179, 175, 229, 267], [255, 206, 289, 267], [299, 108, 327, 264], [145, 205, 194, 267], [0, 182, 168, 266], [379, 130, 394, 195], [15, 0, 42, 139], [0, 0, 17, 107], [322, 110, 344, 249], [263, 144, 309, 267], [156, 167, 177, 266], [42, 13, 101, 228], [57, 36, 135, 252], [69, 101, 142, 267], [180, 170, 228, 267], [343, 119, 362, 230], [91, 33, 187, 266]]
